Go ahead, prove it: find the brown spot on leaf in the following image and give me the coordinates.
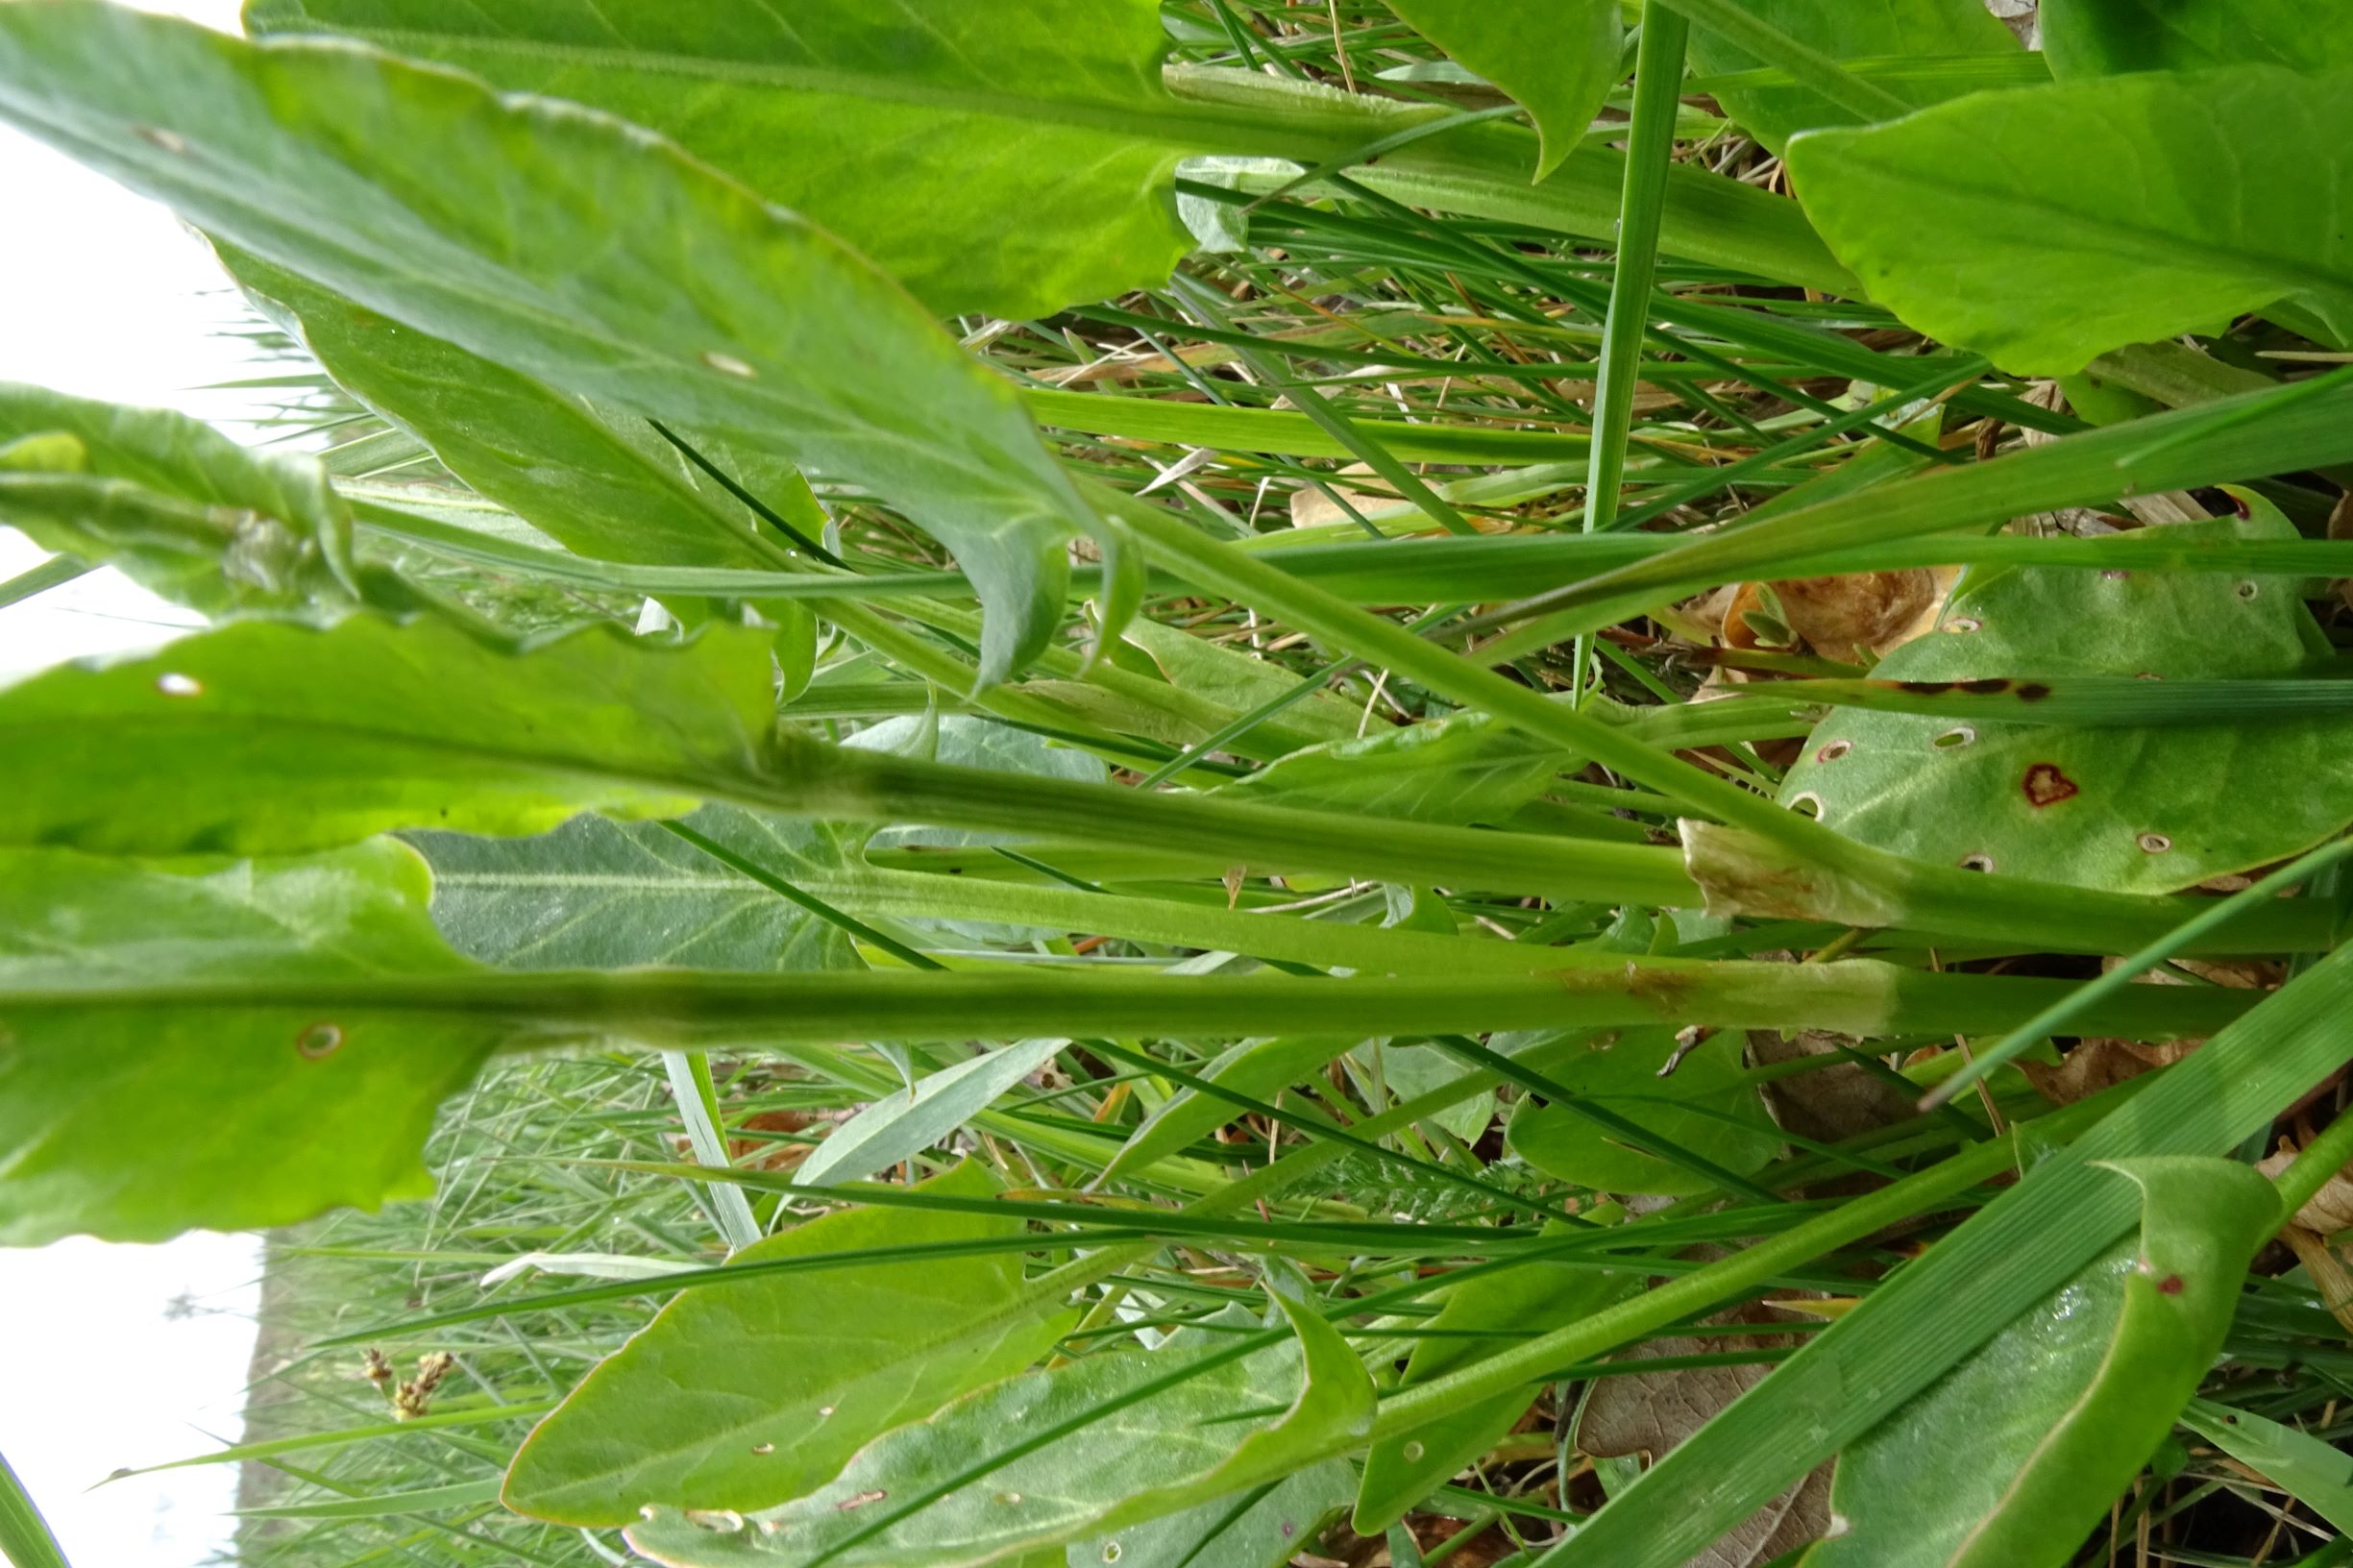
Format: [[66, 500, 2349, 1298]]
[[2022, 763, 2078, 808], [2016, 682, 2052, 702], [2157, 1274, 2185, 1296]]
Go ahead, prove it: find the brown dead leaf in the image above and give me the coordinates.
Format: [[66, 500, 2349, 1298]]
[[2018, 1038, 2194, 1108], [1769, 570, 1945, 660], [2259, 1143, 2353, 1235], [1752, 1031, 1915, 1143], [1576, 1302, 1831, 1566]]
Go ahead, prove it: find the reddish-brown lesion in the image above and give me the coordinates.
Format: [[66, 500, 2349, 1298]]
[[2022, 763, 2079, 808]]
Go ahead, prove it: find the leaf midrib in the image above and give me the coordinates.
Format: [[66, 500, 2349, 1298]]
[[274, 25, 1331, 159]]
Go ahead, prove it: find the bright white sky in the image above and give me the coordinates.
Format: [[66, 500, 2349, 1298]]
[[0, 4, 280, 1564]]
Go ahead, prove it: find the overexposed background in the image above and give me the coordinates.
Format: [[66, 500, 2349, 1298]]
[[0, 2, 272, 1563]]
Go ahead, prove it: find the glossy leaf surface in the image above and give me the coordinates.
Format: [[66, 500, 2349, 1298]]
[[2042, 0, 2353, 75], [626, 1290, 1376, 1566], [0, 842, 498, 1243], [1788, 65, 2353, 374], [244, 0, 1200, 321], [0, 615, 772, 856], [0, 2, 1090, 679], [1388, 0, 1622, 179], [232, 254, 799, 576], [502, 1162, 1071, 1526], [1686, 0, 2019, 153], [1807, 1158, 2278, 1568]]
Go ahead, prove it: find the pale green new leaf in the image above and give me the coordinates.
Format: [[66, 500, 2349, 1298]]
[[2042, 0, 2353, 76], [0, 615, 773, 856], [1685, 0, 2019, 153], [625, 1290, 1377, 1567], [0, 2, 1091, 681], [1781, 506, 2349, 894], [1787, 65, 2353, 375], [0, 842, 499, 1244], [502, 1162, 1073, 1528], [795, 1039, 1070, 1188], [1806, 1158, 2279, 1568], [0, 380, 355, 617], [1387, 0, 1622, 179]]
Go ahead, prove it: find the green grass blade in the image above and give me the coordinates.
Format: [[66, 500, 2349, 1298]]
[[1542, 941, 2353, 1568], [0, 1449, 70, 1568]]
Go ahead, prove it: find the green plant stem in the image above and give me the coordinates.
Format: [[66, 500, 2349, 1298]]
[[0, 552, 89, 611], [767, 739, 1701, 906], [2272, 1090, 2353, 1219], [354, 494, 2353, 608], [0, 1448, 70, 1568], [1575, 0, 1687, 702], [7, 961, 2257, 1048], [1159, 64, 1854, 293], [1924, 837, 2353, 1108], [1097, 481, 2341, 955], [1463, 371, 2353, 654], [1370, 1129, 2019, 1436]]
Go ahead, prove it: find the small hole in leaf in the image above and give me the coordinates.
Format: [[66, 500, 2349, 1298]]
[[700, 350, 757, 379], [1790, 793, 1824, 820], [2235, 580, 2259, 600], [156, 673, 203, 698], [685, 1509, 745, 1533], [2137, 832, 2173, 853], [639, 1507, 660, 1522], [1959, 853, 1995, 872], [750, 1442, 774, 1456], [993, 1492, 1023, 1507], [135, 125, 188, 154], [1403, 1440, 1426, 1462], [1945, 617, 1982, 634], [1933, 725, 1975, 749], [297, 1022, 344, 1059], [1104, 1546, 1123, 1565], [817, 1405, 835, 1418], [1814, 740, 1851, 764]]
